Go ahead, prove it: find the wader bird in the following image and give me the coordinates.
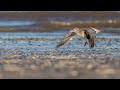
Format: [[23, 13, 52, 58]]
[[56, 27, 102, 49]]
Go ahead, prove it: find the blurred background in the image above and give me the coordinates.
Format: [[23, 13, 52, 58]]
[[0, 11, 120, 34]]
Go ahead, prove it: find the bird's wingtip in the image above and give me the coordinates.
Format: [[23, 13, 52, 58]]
[[55, 44, 61, 49]]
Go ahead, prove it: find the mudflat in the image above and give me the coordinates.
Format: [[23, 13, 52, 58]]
[[0, 11, 119, 79]]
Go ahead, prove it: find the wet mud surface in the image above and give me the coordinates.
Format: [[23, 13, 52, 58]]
[[0, 11, 120, 79], [0, 32, 119, 79]]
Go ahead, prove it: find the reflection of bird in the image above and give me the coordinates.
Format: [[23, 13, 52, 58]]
[[56, 27, 102, 49]]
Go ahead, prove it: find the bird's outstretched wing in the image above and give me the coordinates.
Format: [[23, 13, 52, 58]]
[[84, 30, 96, 48], [56, 28, 97, 49], [56, 30, 76, 48]]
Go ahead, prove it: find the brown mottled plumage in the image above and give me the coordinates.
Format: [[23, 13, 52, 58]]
[[56, 27, 102, 49]]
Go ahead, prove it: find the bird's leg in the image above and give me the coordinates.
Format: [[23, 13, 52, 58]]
[[83, 37, 88, 47], [95, 43, 97, 47], [84, 41, 88, 46], [107, 39, 111, 46], [95, 37, 97, 47]]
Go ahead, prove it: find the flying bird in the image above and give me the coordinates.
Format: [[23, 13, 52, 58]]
[[56, 27, 102, 49]]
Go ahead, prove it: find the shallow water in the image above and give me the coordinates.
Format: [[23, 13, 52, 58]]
[[0, 31, 119, 58], [0, 11, 119, 58], [0, 20, 35, 27]]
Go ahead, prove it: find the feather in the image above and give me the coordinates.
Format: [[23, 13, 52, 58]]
[[56, 27, 101, 49], [56, 30, 75, 48]]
